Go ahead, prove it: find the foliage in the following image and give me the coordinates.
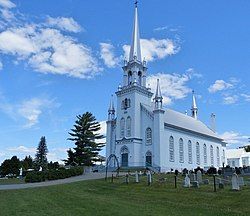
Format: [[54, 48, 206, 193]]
[[244, 145, 250, 152], [21, 155, 34, 170], [206, 166, 217, 175], [48, 161, 60, 170], [63, 148, 75, 166], [35, 136, 48, 170], [0, 156, 21, 177], [194, 166, 204, 174], [25, 166, 83, 183], [66, 112, 105, 166]]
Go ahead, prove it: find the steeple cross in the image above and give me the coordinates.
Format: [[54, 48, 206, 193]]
[[135, 0, 138, 7]]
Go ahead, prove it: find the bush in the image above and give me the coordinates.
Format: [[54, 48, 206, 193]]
[[206, 167, 217, 175], [194, 166, 204, 174], [25, 166, 83, 183]]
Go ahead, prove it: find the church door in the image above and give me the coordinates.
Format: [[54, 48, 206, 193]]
[[146, 155, 152, 166], [121, 153, 128, 167]]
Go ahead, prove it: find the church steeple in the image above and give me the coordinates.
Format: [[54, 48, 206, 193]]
[[129, 2, 142, 62], [191, 90, 198, 120], [108, 95, 115, 120]]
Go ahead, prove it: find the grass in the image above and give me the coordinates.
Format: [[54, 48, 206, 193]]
[[0, 178, 25, 185], [0, 174, 249, 216]]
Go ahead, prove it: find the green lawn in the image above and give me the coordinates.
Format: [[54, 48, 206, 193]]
[[0, 178, 25, 185], [0, 174, 249, 216]]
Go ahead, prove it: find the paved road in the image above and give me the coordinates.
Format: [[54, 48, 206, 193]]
[[0, 172, 112, 191]]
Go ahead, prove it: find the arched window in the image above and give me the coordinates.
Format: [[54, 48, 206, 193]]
[[120, 118, 125, 137], [126, 117, 131, 137], [138, 71, 142, 85], [196, 142, 200, 165], [217, 147, 220, 167], [188, 140, 192, 164], [169, 136, 174, 162], [120, 146, 129, 167], [146, 128, 152, 145], [222, 149, 225, 164], [210, 145, 214, 166], [203, 144, 207, 165], [179, 138, 184, 163], [128, 71, 132, 85]]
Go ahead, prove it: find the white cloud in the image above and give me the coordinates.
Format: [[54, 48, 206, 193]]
[[123, 38, 180, 62], [208, 80, 233, 93], [8, 145, 36, 154], [18, 97, 60, 128], [223, 95, 238, 105], [241, 93, 250, 102], [220, 131, 250, 146], [100, 42, 120, 68], [96, 120, 106, 144], [46, 16, 82, 33], [0, 0, 15, 9], [147, 73, 191, 105], [154, 26, 169, 31]]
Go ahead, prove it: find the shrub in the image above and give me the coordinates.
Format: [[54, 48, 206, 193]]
[[25, 166, 83, 183], [194, 166, 204, 174], [206, 167, 217, 175]]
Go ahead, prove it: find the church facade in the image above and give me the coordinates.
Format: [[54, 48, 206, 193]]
[[106, 4, 226, 172]]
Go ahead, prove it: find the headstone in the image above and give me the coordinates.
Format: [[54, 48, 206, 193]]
[[19, 167, 23, 176], [147, 171, 152, 186], [203, 179, 209, 185], [183, 174, 191, 188], [190, 173, 196, 182], [218, 178, 224, 189], [191, 181, 199, 188], [232, 173, 240, 190], [125, 173, 129, 184], [238, 177, 245, 186], [135, 171, 139, 183], [197, 170, 202, 184]]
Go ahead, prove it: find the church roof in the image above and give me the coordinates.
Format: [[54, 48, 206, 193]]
[[141, 103, 222, 141], [164, 109, 222, 141]]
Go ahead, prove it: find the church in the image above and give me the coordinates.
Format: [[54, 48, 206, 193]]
[[106, 4, 226, 172]]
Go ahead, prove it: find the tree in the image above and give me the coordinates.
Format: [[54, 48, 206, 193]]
[[64, 148, 76, 166], [244, 145, 250, 152], [22, 155, 34, 170], [35, 136, 48, 170], [0, 156, 20, 177], [48, 161, 60, 170], [67, 112, 105, 166]]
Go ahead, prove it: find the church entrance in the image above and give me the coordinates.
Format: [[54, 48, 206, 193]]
[[145, 151, 152, 166], [121, 153, 128, 167]]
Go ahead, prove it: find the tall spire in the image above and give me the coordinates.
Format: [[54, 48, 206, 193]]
[[154, 79, 163, 110], [191, 90, 198, 120], [129, 1, 142, 62], [108, 95, 115, 120]]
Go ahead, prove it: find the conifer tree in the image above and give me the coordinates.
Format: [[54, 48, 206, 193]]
[[35, 136, 48, 170], [67, 112, 105, 166]]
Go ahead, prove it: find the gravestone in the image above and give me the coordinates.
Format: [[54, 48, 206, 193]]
[[231, 173, 240, 190], [218, 178, 224, 189], [190, 173, 196, 182], [197, 170, 202, 184], [147, 171, 152, 186], [238, 176, 245, 186], [125, 173, 129, 184], [135, 171, 139, 183], [203, 179, 209, 185], [183, 174, 191, 188], [191, 181, 199, 188]]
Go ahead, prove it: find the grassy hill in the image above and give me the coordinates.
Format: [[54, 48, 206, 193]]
[[0, 174, 249, 216]]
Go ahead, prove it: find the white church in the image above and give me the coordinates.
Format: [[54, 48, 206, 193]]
[[106, 4, 226, 172]]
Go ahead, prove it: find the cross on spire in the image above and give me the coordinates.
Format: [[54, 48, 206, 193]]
[[135, 0, 138, 7]]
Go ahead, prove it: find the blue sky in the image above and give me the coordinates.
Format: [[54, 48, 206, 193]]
[[0, 0, 250, 163]]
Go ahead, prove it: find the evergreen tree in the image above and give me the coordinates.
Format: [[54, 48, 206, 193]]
[[68, 112, 105, 166], [0, 156, 20, 176], [64, 148, 76, 166], [22, 155, 33, 170], [35, 136, 48, 170]]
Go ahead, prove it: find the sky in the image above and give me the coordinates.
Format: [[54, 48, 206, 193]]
[[0, 0, 250, 164]]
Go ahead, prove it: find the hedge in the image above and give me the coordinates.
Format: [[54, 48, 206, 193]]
[[25, 167, 83, 183]]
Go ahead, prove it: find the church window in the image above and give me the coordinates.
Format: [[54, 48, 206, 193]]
[[138, 71, 142, 85], [217, 147, 220, 167], [188, 140, 192, 164], [179, 138, 184, 163], [196, 142, 200, 165], [122, 98, 131, 110], [222, 149, 225, 164], [210, 145, 214, 166], [203, 144, 207, 165], [126, 116, 131, 137], [146, 128, 152, 145], [128, 71, 132, 85], [169, 136, 174, 162], [120, 118, 125, 137]]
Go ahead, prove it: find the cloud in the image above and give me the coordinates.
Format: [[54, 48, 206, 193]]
[[46, 16, 82, 33], [0, 4, 102, 79], [7, 145, 36, 154], [0, 0, 15, 9], [220, 131, 249, 147], [223, 95, 238, 105], [96, 120, 106, 144], [208, 80, 233, 93], [123, 38, 180, 62], [18, 97, 60, 128], [241, 93, 250, 102], [147, 73, 191, 105], [99, 42, 120, 68]]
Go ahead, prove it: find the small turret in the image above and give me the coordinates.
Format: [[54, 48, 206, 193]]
[[154, 79, 163, 110], [108, 95, 115, 120], [210, 113, 216, 132], [191, 90, 198, 120]]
